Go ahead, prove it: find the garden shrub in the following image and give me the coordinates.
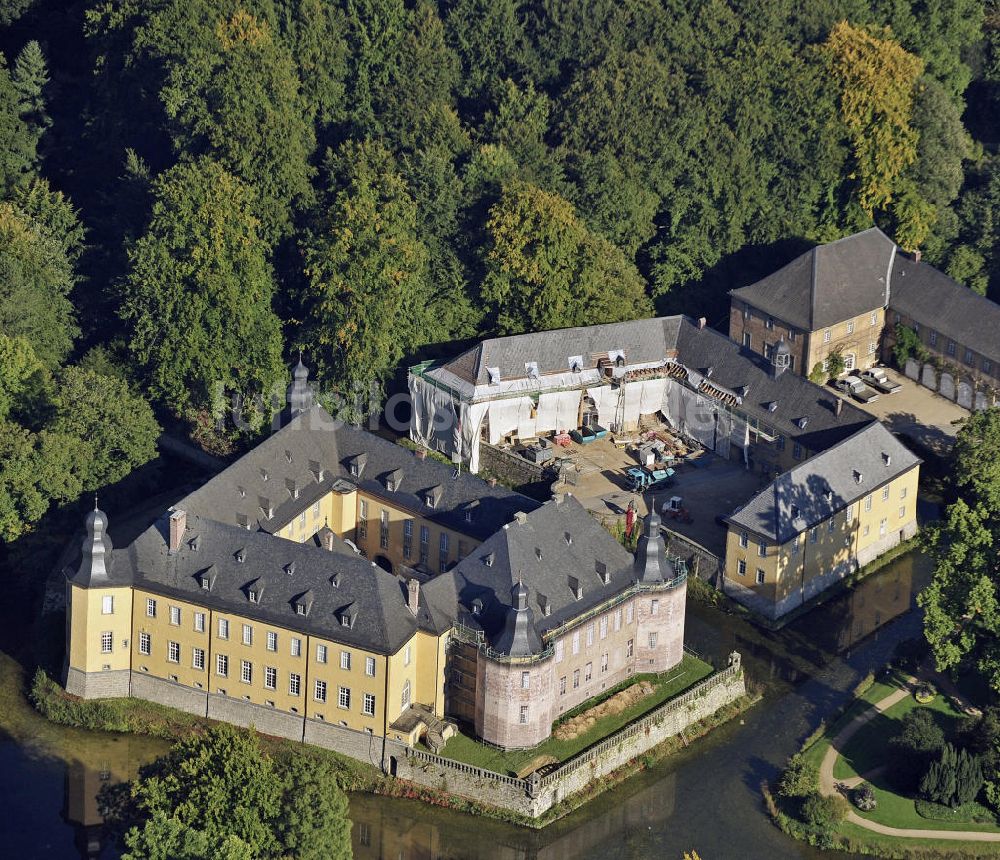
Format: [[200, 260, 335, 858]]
[[778, 753, 818, 799], [802, 793, 849, 830], [853, 782, 877, 811]]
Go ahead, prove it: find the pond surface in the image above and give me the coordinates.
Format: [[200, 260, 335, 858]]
[[0, 550, 928, 859]]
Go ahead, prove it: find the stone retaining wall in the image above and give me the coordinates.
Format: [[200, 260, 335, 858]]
[[99, 654, 745, 820], [386, 655, 746, 818], [478, 442, 549, 487]]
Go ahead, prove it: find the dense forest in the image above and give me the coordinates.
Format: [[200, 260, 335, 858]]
[[0, 0, 998, 540]]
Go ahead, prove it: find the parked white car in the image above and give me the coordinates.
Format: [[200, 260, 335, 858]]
[[832, 375, 880, 404], [859, 368, 902, 394]]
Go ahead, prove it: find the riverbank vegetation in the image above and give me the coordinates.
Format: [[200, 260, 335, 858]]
[[1, 1, 998, 540], [101, 724, 352, 860], [769, 650, 1000, 855]]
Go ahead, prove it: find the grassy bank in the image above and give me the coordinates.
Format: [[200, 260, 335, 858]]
[[430, 654, 714, 774], [29, 658, 750, 829], [767, 670, 1000, 856]]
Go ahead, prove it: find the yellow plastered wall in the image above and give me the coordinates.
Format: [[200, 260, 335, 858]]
[[724, 527, 780, 603], [355, 493, 476, 573], [778, 507, 856, 602], [386, 634, 419, 728], [855, 466, 919, 556], [68, 584, 133, 673], [273, 489, 358, 544], [304, 635, 387, 732], [131, 590, 211, 690], [414, 630, 448, 716]]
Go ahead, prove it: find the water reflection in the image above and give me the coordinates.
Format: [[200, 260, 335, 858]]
[[18, 549, 930, 860]]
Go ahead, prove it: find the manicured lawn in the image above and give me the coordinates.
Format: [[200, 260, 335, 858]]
[[833, 690, 963, 781], [432, 654, 714, 775]]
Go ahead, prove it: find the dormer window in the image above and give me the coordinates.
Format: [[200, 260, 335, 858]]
[[284, 449, 293, 463], [293, 590, 314, 617], [258, 496, 273, 519], [525, 361, 539, 379], [188, 535, 201, 551], [768, 401, 778, 413], [235, 549, 246, 564], [248, 588, 259, 604], [487, 367, 501, 385], [535, 547, 543, 561], [309, 459, 324, 482], [796, 417, 809, 430], [329, 573, 340, 588], [424, 485, 442, 509], [564, 532, 572, 546], [539, 594, 551, 616], [471, 598, 483, 615], [596, 560, 609, 585], [260, 468, 268, 481], [236, 513, 249, 530], [854, 471, 864, 484], [284, 562, 296, 576], [569, 576, 583, 600], [484, 552, 494, 567], [286, 479, 299, 500], [200, 568, 214, 590], [882, 453, 892, 466], [568, 355, 583, 373], [348, 453, 367, 478], [385, 469, 403, 493], [237, 485, 246, 498], [338, 607, 356, 628]]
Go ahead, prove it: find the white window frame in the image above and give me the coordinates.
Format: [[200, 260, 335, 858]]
[[314, 679, 327, 702], [265, 666, 277, 690], [168, 641, 180, 663], [365, 656, 376, 677], [317, 644, 328, 664], [218, 618, 229, 639], [242, 624, 253, 646], [363, 692, 376, 716], [169, 605, 181, 626], [101, 631, 113, 653], [241, 660, 252, 684], [340, 650, 351, 671], [101, 595, 114, 615], [139, 632, 151, 655], [289, 673, 301, 696], [267, 631, 277, 651], [146, 598, 157, 618], [338, 686, 351, 709], [521, 671, 530, 689], [193, 647, 205, 670], [291, 637, 302, 657], [194, 612, 205, 633], [217, 654, 228, 677]]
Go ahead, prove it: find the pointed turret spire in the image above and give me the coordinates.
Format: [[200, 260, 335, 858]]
[[286, 353, 315, 418], [75, 504, 114, 585], [493, 579, 542, 657], [634, 500, 675, 584]]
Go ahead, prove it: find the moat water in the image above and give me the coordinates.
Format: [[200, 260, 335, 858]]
[[0, 550, 929, 859]]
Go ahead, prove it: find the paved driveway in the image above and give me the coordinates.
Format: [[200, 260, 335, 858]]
[[830, 367, 968, 455]]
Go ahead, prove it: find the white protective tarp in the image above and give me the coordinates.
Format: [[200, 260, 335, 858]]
[[460, 400, 490, 473], [638, 378, 668, 416], [586, 386, 617, 429], [487, 397, 536, 444], [622, 381, 644, 429], [534, 392, 559, 433], [409, 375, 458, 456]]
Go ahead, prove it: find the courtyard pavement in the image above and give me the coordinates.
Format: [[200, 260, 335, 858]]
[[830, 366, 968, 456]]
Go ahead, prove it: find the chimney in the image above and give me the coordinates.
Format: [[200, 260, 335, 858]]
[[322, 530, 335, 552], [835, 398, 843, 417], [698, 317, 707, 330], [407, 578, 420, 615], [514, 511, 528, 525], [488, 477, 498, 487], [168, 509, 186, 553], [913, 250, 922, 263], [415, 448, 427, 460]]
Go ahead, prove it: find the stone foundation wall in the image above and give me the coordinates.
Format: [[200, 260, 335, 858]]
[[207, 694, 303, 741], [478, 442, 549, 486], [64, 666, 131, 699], [389, 657, 746, 819], [130, 672, 207, 717]]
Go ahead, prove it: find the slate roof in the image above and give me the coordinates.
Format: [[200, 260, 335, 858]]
[[178, 405, 538, 540], [426, 315, 872, 455], [114, 513, 443, 654], [672, 318, 873, 452], [422, 495, 645, 653], [438, 317, 684, 385], [889, 256, 1000, 363], [727, 422, 921, 544], [730, 228, 896, 331], [69, 507, 118, 588]]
